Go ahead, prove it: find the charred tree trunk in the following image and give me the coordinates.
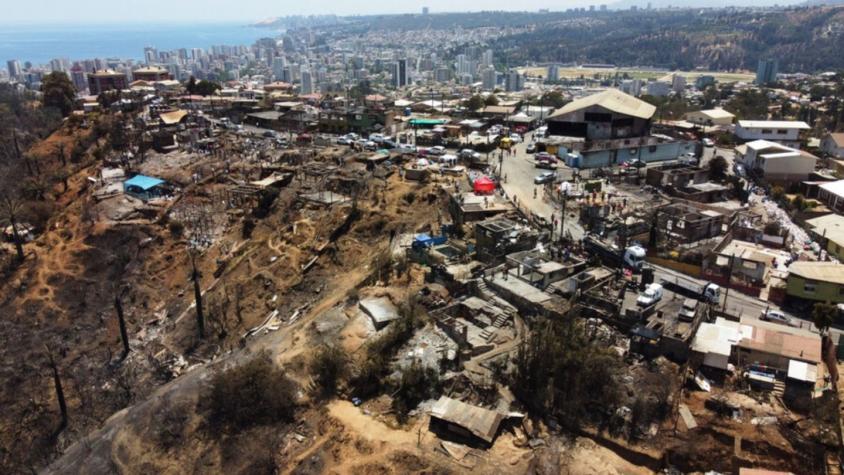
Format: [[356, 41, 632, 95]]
[[9, 216, 24, 263], [192, 260, 205, 339], [114, 295, 130, 359], [46, 351, 68, 431], [12, 130, 34, 176]]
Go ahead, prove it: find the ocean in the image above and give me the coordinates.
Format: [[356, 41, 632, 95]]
[[0, 23, 277, 65]]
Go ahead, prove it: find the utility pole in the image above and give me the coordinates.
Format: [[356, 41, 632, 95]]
[[559, 191, 568, 244], [721, 253, 735, 313], [114, 294, 130, 359]]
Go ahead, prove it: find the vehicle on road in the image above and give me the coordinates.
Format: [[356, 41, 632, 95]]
[[369, 133, 385, 143], [534, 171, 556, 184], [535, 152, 557, 169], [428, 145, 446, 156], [660, 278, 721, 304], [637, 283, 664, 307], [733, 163, 746, 177], [262, 130, 278, 138], [363, 140, 377, 151], [297, 133, 313, 143], [509, 133, 522, 144], [526, 142, 537, 154], [396, 144, 417, 154], [583, 236, 646, 272], [459, 149, 481, 160], [678, 153, 699, 166], [535, 126, 548, 138], [702, 138, 715, 147], [760, 309, 794, 327]]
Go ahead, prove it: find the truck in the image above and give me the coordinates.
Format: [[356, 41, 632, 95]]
[[637, 283, 664, 307], [660, 278, 720, 304], [583, 236, 646, 272]]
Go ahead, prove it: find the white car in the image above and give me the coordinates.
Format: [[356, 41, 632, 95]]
[[637, 283, 664, 307], [369, 133, 385, 143], [397, 144, 417, 154], [760, 309, 794, 327], [702, 138, 715, 147], [336, 136, 352, 145], [509, 133, 522, 143], [428, 146, 446, 156]]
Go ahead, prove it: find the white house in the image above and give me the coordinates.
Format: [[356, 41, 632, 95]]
[[735, 139, 817, 182], [821, 132, 844, 159], [734, 120, 810, 148], [818, 180, 844, 214], [684, 108, 735, 127]]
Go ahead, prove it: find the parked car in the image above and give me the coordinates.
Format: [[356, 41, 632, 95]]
[[625, 159, 647, 169], [336, 135, 352, 145], [382, 139, 397, 149], [760, 309, 794, 327], [702, 138, 715, 147], [535, 126, 548, 138], [363, 140, 377, 151], [509, 133, 522, 143], [369, 133, 385, 143], [263, 130, 278, 138], [535, 160, 557, 170], [459, 148, 481, 160], [428, 145, 446, 156], [526, 142, 537, 154], [678, 153, 699, 166], [396, 144, 417, 154], [637, 283, 664, 307], [535, 151, 555, 162], [534, 171, 556, 184]]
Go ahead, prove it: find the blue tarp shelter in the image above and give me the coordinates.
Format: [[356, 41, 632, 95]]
[[124, 174, 166, 200]]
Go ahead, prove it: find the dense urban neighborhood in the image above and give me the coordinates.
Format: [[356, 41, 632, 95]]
[[3, 3, 844, 474]]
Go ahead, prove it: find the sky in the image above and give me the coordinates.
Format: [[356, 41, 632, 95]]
[[2, 0, 590, 24]]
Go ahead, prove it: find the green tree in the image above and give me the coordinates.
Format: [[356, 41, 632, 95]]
[[41, 72, 76, 117], [812, 302, 837, 335], [465, 94, 485, 111], [484, 94, 499, 106], [185, 76, 197, 95], [725, 90, 770, 120], [195, 80, 222, 97]]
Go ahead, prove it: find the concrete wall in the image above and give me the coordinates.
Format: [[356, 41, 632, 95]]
[[736, 125, 801, 144], [576, 140, 694, 169], [786, 274, 844, 303]]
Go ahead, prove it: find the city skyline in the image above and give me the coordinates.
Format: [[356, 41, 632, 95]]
[[2, 0, 595, 24]]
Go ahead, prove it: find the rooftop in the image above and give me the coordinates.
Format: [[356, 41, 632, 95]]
[[788, 261, 844, 285], [429, 396, 504, 444], [737, 120, 810, 130], [548, 88, 656, 121], [124, 175, 164, 191]]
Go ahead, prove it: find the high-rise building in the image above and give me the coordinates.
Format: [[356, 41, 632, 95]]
[[546, 64, 559, 82], [422, 6, 429, 14], [482, 67, 497, 90], [671, 74, 686, 93], [70, 63, 87, 92], [481, 49, 493, 68], [6, 60, 22, 80], [505, 70, 524, 92], [393, 58, 408, 88], [435, 67, 451, 83], [87, 70, 128, 95], [143, 47, 157, 65], [756, 59, 779, 86], [272, 56, 287, 80], [49, 58, 68, 73], [300, 70, 314, 94]]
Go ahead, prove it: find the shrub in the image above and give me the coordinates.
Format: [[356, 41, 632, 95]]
[[309, 345, 349, 400], [241, 217, 255, 239], [168, 220, 184, 238], [208, 352, 296, 430]]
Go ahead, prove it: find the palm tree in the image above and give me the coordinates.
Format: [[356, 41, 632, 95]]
[[0, 194, 25, 262]]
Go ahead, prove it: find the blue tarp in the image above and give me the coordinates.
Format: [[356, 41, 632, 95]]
[[124, 175, 164, 191]]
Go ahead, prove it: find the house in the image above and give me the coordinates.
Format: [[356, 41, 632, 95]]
[[691, 317, 744, 370], [655, 202, 725, 245], [546, 89, 655, 139], [645, 164, 729, 203], [429, 396, 512, 446], [821, 132, 844, 159], [706, 239, 783, 288], [684, 108, 735, 127], [132, 66, 171, 82], [816, 180, 844, 213], [87, 70, 128, 95], [358, 297, 400, 330], [786, 261, 844, 304], [735, 317, 822, 376], [734, 120, 810, 148], [473, 217, 536, 264], [735, 140, 817, 182], [546, 89, 694, 168], [804, 214, 844, 260], [123, 175, 168, 201]]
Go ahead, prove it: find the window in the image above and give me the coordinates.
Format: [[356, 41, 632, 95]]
[[776, 129, 787, 135], [804, 282, 817, 293], [839, 287, 844, 296], [585, 112, 612, 122], [761, 129, 773, 134]]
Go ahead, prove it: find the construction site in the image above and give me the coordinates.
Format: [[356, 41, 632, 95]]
[[0, 109, 841, 475]]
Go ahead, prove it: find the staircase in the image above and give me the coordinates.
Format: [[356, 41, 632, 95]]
[[772, 379, 786, 397], [492, 312, 509, 328], [479, 327, 497, 343]]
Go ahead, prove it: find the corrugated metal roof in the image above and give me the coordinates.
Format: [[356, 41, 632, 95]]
[[738, 120, 810, 129], [788, 261, 844, 285], [429, 396, 503, 443], [124, 175, 164, 191], [548, 89, 656, 120]]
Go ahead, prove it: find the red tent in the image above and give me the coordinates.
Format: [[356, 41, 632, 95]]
[[473, 176, 496, 194]]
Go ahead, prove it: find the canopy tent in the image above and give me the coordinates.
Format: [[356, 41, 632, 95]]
[[473, 176, 496, 194]]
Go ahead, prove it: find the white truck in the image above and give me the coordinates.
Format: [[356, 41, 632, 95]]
[[637, 283, 664, 307], [660, 278, 720, 304], [583, 236, 646, 272]]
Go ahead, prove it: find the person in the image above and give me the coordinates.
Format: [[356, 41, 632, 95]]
[[533, 187, 537, 199]]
